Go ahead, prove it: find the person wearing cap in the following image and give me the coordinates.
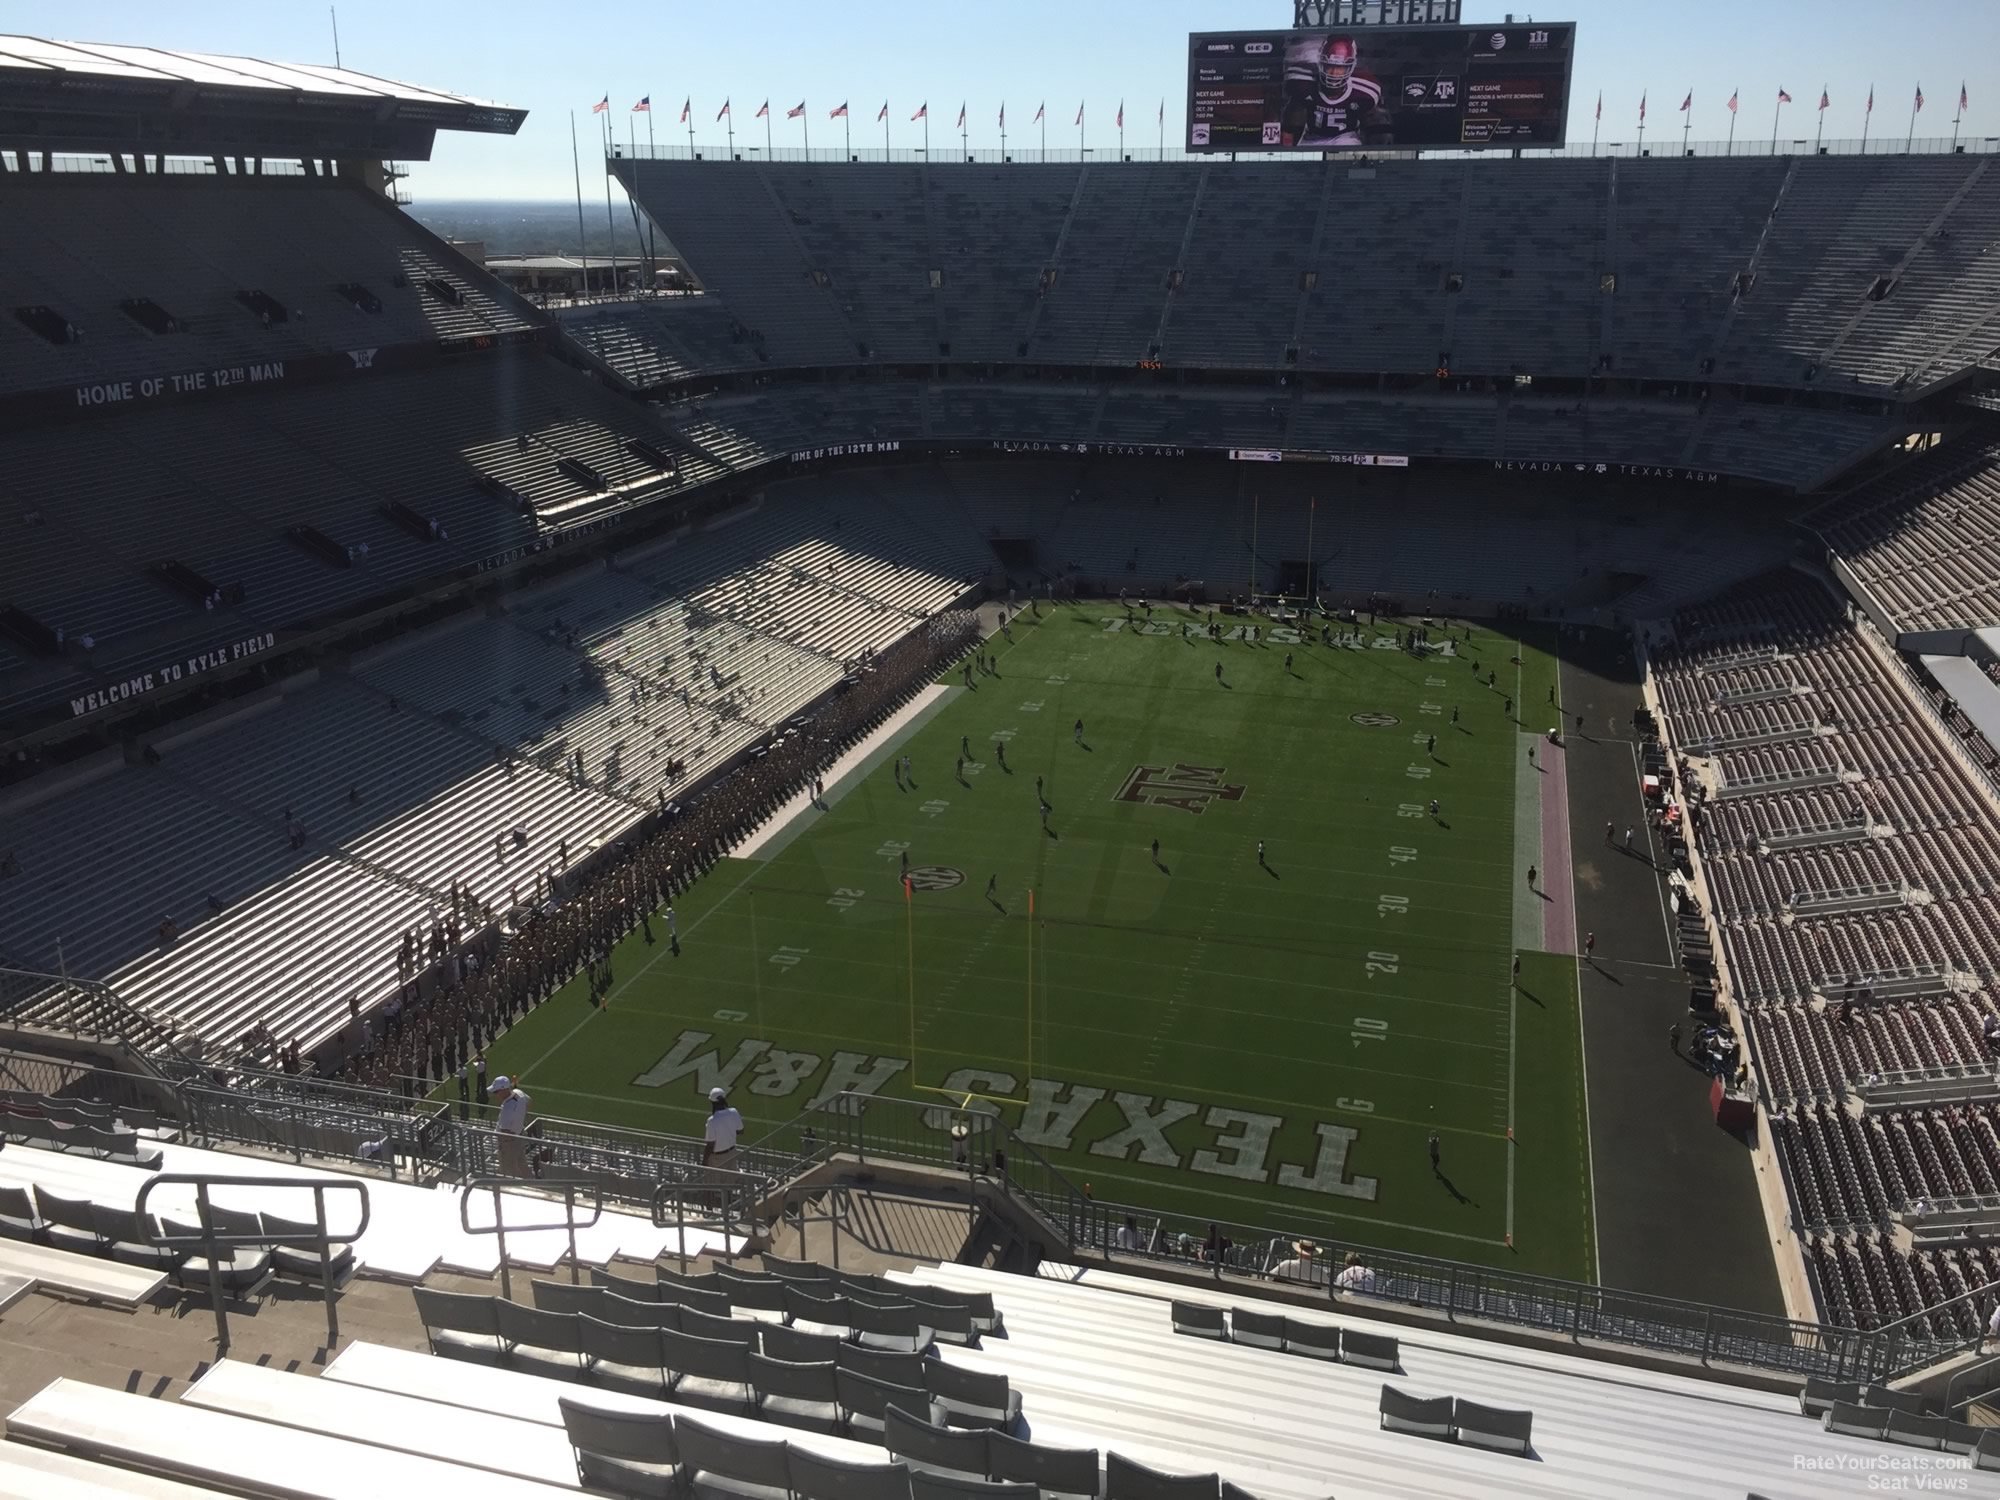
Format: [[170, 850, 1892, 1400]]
[[1272, 1239, 1323, 1284], [489, 1074, 531, 1178], [703, 1087, 744, 1171]]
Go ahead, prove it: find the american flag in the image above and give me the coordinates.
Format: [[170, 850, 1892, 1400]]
[[1033, 102, 1044, 123], [1915, 84, 1925, 112], [877, 101, 888, 122], [1679, 90, 1691, 112], [717, 100, 731, 121], [1777, 88, 1792, 105], [786, 101, 805, 119], [1726, 90, 1738, 114], [830, 102, 848, 119], [912, 102, 927, 121], [591, 95, 608, 114], [632, 96, 650, 113]]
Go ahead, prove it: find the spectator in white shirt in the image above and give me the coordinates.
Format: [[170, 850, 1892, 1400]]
[[1114, 1215, 1144, 1252], [1333, 1251, 1377, 1295], [1271, 1239, 1323, 1284], [704, 1087, 744, 1169], [489, 1075, 531, 1178]]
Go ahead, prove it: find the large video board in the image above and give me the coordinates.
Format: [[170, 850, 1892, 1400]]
[[1187, 22, 1575, 153]]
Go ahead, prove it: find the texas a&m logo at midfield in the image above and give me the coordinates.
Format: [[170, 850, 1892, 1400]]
[[1115, 762, 1246, 815]]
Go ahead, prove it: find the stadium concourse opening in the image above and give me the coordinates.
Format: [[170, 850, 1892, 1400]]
[[10, 29, 2000, 1495]]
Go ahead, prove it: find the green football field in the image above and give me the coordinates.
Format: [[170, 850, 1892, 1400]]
[[480, 603, 1596, 1282]]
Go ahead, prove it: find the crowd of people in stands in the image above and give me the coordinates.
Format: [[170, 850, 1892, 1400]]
[[317, 609, 980, 1096]]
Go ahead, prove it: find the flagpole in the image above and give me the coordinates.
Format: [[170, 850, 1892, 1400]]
[[844, 111, 851, 160], [803, 104, 810, 157], [1907, 88, 1919, 152], [646, 107, 654, 159], [1770, 94, 1780, 154], [1952, 87, 1963, 150], [1815, 88, 1826, 152], [1726, 94, 1737, 156], [570, 111, 588, 292], [601, 106, 619, 296], [1040, 109, 1046, 158], [1590, 92, 1599, 156], [764, 107, 772, 156], [882, 105, 888, 156], [1681, 96, 1691, 155], [1862, 87, 1872, 151], [725, 108, 733, 159], [1637, 95, 1646, 154], [923, 110, 929, 157]]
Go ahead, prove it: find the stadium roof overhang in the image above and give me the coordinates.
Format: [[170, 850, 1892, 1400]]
[[0, 36, 525, 160]]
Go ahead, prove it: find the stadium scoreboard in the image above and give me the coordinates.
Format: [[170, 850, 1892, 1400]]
[[1187, 21, 1575, 153]]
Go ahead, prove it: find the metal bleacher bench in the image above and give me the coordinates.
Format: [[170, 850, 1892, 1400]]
[[4, 1377, 576, 1499], [0, 1237, 166, 1306]]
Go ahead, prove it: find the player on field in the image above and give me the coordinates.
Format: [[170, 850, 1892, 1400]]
[[1073, 718, 1084, 745]]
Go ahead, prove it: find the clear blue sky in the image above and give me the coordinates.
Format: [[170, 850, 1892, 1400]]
[[13, 1, 1995, 199]]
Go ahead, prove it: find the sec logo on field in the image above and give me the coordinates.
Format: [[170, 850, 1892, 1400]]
[[906, 866, 965, 892]]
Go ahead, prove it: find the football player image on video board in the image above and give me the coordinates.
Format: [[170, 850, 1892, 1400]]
[[1277, 34, 1394, 147]]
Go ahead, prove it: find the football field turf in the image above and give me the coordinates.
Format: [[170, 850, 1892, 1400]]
[[483, 604, 1597, 1282]]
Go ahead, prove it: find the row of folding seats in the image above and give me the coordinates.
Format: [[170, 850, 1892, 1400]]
[[413, 1286, 1005, 1442], [0, 1180, 348, 1293]]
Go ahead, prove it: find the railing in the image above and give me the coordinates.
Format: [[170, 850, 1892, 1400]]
[[0, 965, 196, 1071], [647, 1158, 790, 1269], [137, 1173, 369, 1354], [458, 1174, 604, 1302], [614, 135, 2000, 166], [778, 1090, 1891, 1381]]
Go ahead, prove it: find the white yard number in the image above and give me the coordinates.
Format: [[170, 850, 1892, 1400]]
[[992, 728, 1018, 743], [714, 1008, 747, 1022], [1377, 895, 1409, 918], [1019, 700, 1044, 713], [1336, 1097, 1376, 1114], [769, 946, 810, 970], [874, 840, 910, 860], [1405, 765, 1432, 780], [1351, 1017, 1389, 1046], [919, 799, 950, 818], [1388, 845, 1418, 865], [1365, 951, 1400, 977], [826, 887, 864, 910], [1045, 674, 1071, 687], [1418, 702, 1442, 717], [1396, 802, 1426, 817], [1425, 676, 1447, 687]]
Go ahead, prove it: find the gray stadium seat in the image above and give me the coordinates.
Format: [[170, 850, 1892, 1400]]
[[682, 1304, 763, 1347], [749, 1351, 842, 1434], [762, 1322, 844, 1364], [594, 1266, 664, 1301], [1281, 1317, 1340, 1361], [834, 1344, 927, 1388], [1378, 1384, 1455, 1440], [786, 1447, 914, 1500], [1975, 1428, 2000, 1470], [258, 1213, 356, 1282], [1103, 1452, 1218, 1500], [412, 1286, 504, 1360], [1824, 1402, 1892, 1439], [923, 1360, 1021, 1431], [533, 1277, 607, 1316], [1452, 1397, 1535, 1456], [987, 1432, 1101, 1500], [35, 1192, 102, 1256], [1340, 1328, 1400, 1371], [161, 1217, 272, 1296], [850, 1299, 933, 1354], [883, 1404, 992, 1477], [911, 1475, 1039, 1500], [496, 1299, 584, 1376], [1169, 1301, 1226, 1339], [1800, 1377, 1864, 1417], [580, 1312, 670, 1395], [836, 1369, 941, 1441], [0, 1187, 48, 1243], [1227, 1308, 1285, 1351], [676, 1413, 794, 1500], [557, 1397, 681, 1499], [600, 1291, 683, 1331], [1886, 1409, 1952, 1450], [662, 1327, 754, 1413]]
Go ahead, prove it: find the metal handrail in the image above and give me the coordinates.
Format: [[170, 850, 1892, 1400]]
[[459, 1174, 604, 1302], [646, 1158, 785, 1269], [137, 1172, 370, 1354]]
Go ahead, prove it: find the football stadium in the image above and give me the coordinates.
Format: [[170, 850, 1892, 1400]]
[[1, 2, 1999, 1493]]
